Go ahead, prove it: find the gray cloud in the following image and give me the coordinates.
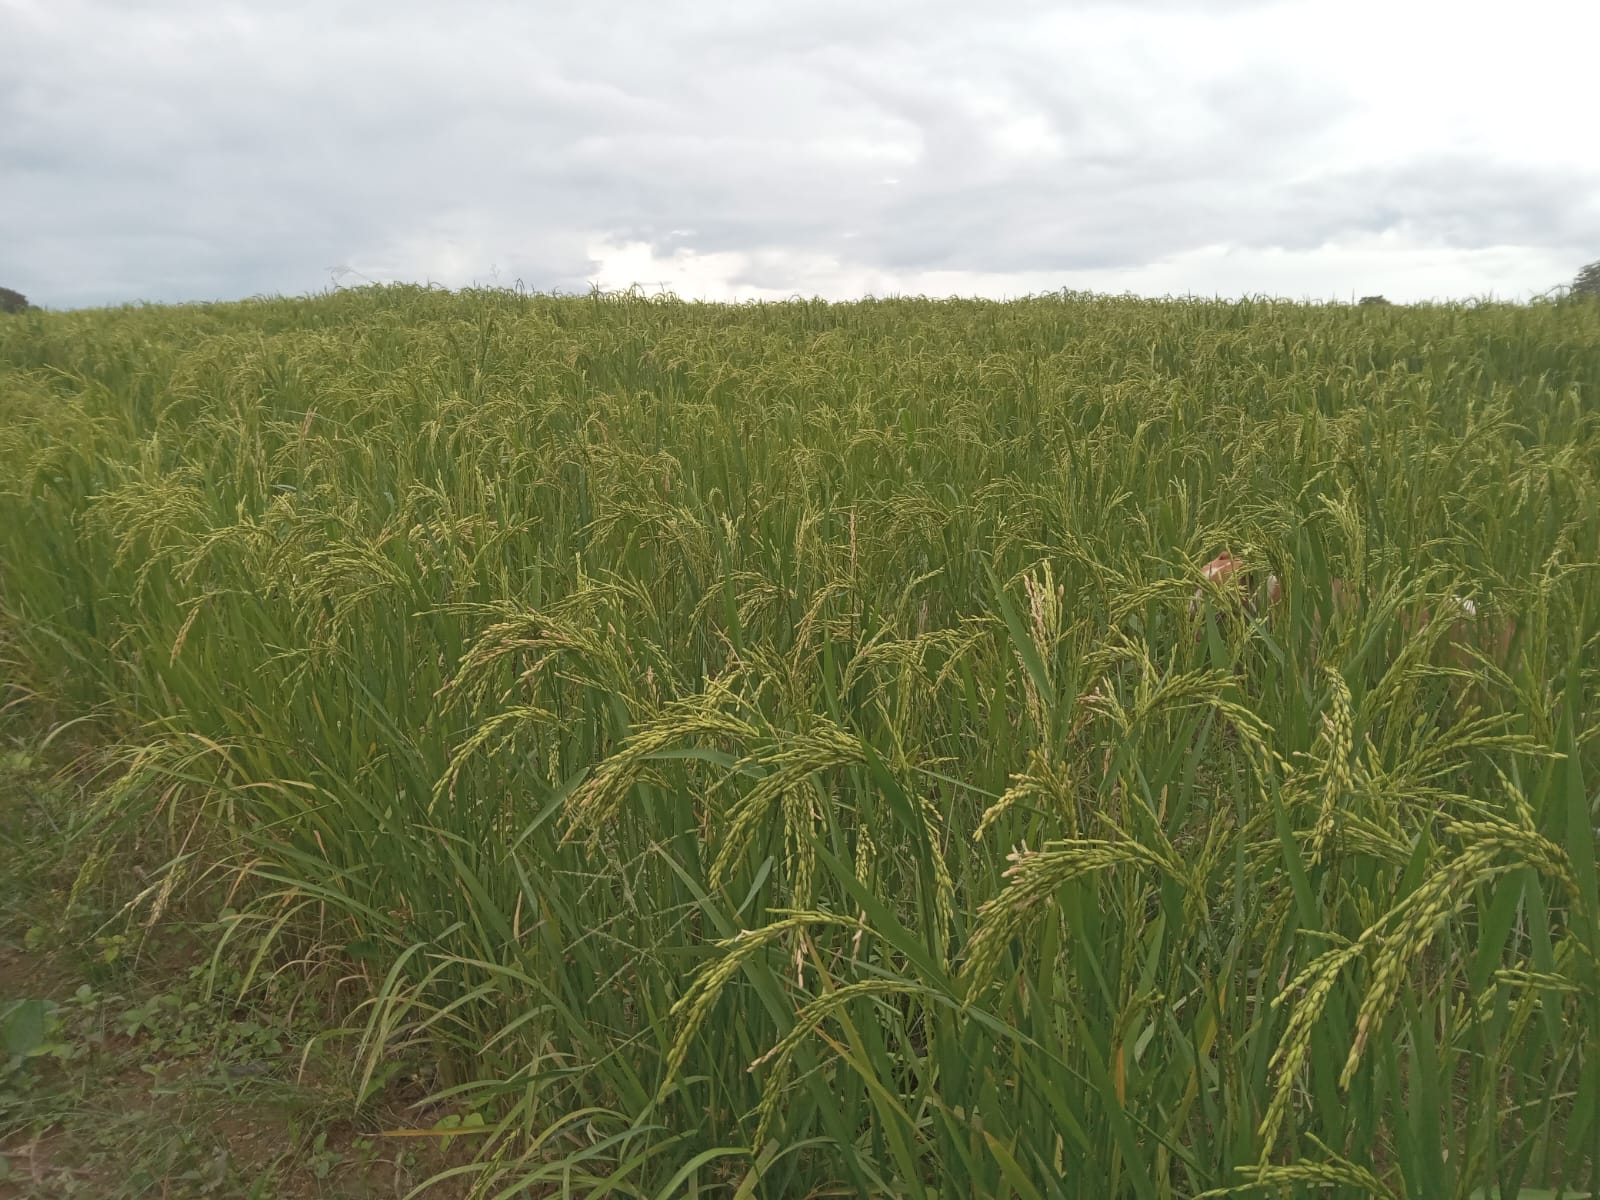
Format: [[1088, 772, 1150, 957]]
[[2, 0, 1596, 308], [1290, 161, 1600, 254]]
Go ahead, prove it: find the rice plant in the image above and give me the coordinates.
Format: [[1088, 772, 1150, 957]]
[[2, 285, 1598, 1197]]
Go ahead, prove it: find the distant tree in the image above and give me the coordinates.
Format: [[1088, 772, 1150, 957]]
[[1358, 295, 1392, 307], [0, 287, 29, 314], [1573, 260, 1600, 299]]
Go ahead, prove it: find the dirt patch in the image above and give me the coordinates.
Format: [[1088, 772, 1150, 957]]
[[1, 730, 477, 1199]]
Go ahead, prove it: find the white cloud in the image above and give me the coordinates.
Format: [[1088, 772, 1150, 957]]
[[588, 233, 1578, 304], [1, 0, 1595, 308]]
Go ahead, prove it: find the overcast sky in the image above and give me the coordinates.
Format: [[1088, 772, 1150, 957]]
[[3, 0, 1597, 309]]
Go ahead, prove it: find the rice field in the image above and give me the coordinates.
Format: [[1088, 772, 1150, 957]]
[[2, 285, 1598, 1198]]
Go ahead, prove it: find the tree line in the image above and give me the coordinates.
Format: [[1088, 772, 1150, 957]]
[[3, 261, 1599, 314]]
